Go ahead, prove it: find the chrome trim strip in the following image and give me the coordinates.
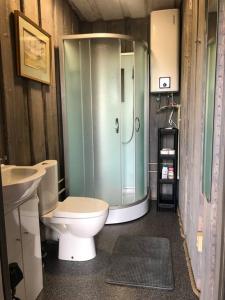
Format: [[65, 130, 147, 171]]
[[61, 33, 148, 49], [109, 192, 150, 210], [59, 38, 69, 195]]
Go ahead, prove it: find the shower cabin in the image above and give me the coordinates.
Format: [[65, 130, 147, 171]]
[[60, 33, 149, 224]]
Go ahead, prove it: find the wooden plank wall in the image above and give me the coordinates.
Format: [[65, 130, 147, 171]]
[[179, 0, 194, 236], [0, 0, 79, 182], [80, 17, 149, 44], [179, 0, 225, 297], [201, 1, 225, 299], [179, 0, 207, 291], [0, 49, 7, 164]]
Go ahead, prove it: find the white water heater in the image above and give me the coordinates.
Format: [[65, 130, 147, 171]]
[[150, 9, 180, 93]]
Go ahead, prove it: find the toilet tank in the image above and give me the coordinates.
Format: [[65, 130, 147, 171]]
[[36, 160, 58, 216]]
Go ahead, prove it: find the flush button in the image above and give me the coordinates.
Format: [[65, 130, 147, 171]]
[[159, 77, 171, 89]]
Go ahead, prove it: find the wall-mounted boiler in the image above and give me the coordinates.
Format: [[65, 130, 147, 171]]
[[150, 9, 180, 93]]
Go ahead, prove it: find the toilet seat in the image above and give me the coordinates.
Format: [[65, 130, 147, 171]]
[[44, 197, 109, 219]]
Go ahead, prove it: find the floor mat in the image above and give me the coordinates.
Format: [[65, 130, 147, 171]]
[[105, 235, 174, 290]]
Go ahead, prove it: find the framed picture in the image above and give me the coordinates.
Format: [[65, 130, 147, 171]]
[[14, 10, 51, 84]]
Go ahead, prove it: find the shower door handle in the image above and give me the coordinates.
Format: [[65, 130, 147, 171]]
[[115, 118, 119, 133], [135, 117, 140, 132]]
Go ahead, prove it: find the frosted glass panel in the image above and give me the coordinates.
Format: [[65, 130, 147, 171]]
[[64, 40, 84, 195], [91, 39, 122, 205], [134, 42, 146, 201], [203, 35, 217, 201], [121, 53, 135, 205], [80, 40, 94, 197], [62, 36, 148, 209]]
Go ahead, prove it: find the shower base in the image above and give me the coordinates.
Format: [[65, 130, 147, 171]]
[[105, 196, 149, 224]]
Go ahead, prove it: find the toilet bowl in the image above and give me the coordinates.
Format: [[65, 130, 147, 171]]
[[42, 197, 108, 261], [36, 160, 109, 261]]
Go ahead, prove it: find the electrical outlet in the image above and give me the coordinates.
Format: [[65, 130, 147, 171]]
[[196, 231, 203, 252]]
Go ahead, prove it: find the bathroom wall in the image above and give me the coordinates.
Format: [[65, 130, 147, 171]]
[[0, 0, 80, 182], [180, 0, 225, 299], [0, 0, 181, 195], [80, 17, 149, 42], [0, 88, 6, 164], [179, 0, 206, 291]]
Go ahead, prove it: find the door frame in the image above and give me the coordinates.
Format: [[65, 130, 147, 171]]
[[214, 1, 225, 298], [0, 168, 11, 299], [218, 178, 225, 299], [216, 130, 225, 300]]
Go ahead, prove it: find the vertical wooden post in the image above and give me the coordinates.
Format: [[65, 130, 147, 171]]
[[0, 169, 11, 300]]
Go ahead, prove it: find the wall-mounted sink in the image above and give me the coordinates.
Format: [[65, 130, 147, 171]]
[[1, 165, 46, 214]]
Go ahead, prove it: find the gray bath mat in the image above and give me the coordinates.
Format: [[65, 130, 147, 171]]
[[105, 235, 174, 290]]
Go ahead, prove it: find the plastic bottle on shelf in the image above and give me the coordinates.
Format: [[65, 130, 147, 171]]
[[162, 165, 168, 179], [168, 167, 174, 179]]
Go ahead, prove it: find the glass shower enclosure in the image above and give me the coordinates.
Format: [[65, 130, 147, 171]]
[[60, 33, 149, 224]]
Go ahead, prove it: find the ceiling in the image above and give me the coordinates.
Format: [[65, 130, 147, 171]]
[[69, 0, 182, 22]]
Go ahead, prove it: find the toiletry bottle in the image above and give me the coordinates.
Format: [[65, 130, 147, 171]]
[[168, 167, 174, 179], [162, 165, 168, 179]]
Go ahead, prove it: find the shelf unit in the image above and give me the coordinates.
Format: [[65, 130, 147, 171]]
[[157, 128, 178, 211]]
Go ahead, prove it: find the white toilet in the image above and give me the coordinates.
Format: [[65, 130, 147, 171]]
[[36, 160, 109, 262]]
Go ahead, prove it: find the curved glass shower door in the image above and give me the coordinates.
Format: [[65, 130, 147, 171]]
[[62, 34, 149, 223], [135, 42, 147, 201], [121, 51, 135, 205], [91, 39, 122, 205], [64, 40, 84, 196]]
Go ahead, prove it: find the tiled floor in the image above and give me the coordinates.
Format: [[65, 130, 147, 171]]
[[38, 201, 198, 300]]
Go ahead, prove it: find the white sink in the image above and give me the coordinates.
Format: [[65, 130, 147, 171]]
[[1, 165, 46, 214]]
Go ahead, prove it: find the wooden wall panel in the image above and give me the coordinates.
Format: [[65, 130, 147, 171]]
[[54, 0, 66, 180], [23, 0, 47, 163], [63, 1, 74, 35], [187, 0, 205, 287], [179, 0, 204, 290], [81, 17, 148, 42], [201, 2, 225, 299], [27, 84, 47, 163], [177, 0, 225, 297], [106, 20, 125, 34], [22, 0, 39, 23], [80, 21, 92, 33], [0, 0, 31, 165], [126, 18, 149, 43], [0, 40, 7, 164], [40, 0, 59, 163], [92, 20, 107, 32], [179, 0, 193, 232], [0, 99, 6, 163], [0, 0, 79, 180]]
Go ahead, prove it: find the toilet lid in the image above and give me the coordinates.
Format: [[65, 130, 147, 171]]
[[52, 197, 109, 219]]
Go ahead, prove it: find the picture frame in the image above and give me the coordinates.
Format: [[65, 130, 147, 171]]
[[14, 10, 51, 85]]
